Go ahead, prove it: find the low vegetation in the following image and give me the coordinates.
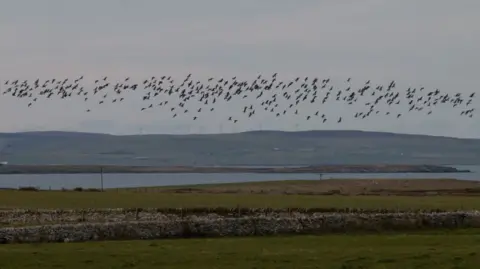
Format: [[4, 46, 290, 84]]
[[2, 179, 480, 210], [15, 178, 480, 196], [1, 230, 479, 268], [115, 178, 480, 196], [2, 189, 480, 210]]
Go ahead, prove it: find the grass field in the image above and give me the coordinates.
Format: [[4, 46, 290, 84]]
[[2, 189, 480, 210], [1, 179, 480, 210], [117, 178, 480, 196], [0, 230, 479, 269]]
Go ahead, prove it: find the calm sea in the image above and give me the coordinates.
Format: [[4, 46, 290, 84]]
[[0, 165, 478, 190]]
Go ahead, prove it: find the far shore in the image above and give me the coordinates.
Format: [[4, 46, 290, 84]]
[[0, 164, 470, 175]]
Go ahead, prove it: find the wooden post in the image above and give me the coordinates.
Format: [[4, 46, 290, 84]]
[[100, 167, 104, 191]]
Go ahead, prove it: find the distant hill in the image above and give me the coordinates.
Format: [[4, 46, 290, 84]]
[[0, 130, 479, 166]]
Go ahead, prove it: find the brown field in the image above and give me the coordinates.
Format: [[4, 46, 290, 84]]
[[112, 178, 480, 196], [0, 179, 479, 209]]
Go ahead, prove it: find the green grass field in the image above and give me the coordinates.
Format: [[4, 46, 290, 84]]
[[1, 190, 480, 210], [1, 230, 479, 269]]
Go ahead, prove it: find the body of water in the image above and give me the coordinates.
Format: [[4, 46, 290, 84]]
[[0, 165, 478, 190]]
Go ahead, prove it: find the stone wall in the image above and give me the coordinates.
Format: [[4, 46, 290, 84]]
[[1, 211, 479, 244], [0, 207, 459, 226]]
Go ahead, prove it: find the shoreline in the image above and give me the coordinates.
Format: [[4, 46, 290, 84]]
[[0, 164, 470, 174]]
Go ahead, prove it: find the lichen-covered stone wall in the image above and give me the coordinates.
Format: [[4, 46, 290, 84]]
[[0, 207, 460, 226], [1, 211, 479, 244]]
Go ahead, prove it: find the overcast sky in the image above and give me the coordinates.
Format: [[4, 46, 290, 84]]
[[0, 0, 479, 138]]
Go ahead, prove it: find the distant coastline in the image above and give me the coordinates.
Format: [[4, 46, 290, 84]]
[[0, 164, 470, 175]]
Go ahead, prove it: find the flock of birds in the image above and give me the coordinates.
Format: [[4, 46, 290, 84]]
[[0, 74, 477, 125]]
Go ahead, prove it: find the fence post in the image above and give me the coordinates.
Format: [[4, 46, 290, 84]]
[[100, 167, 104, 191]]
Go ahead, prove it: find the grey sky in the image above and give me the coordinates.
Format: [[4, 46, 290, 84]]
[[0, 0, 479, 138]]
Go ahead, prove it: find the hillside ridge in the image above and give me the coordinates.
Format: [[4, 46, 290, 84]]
[[1, 130, 479, 166]]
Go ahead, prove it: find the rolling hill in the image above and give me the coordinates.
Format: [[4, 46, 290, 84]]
[[0, 130, 479, 166]]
